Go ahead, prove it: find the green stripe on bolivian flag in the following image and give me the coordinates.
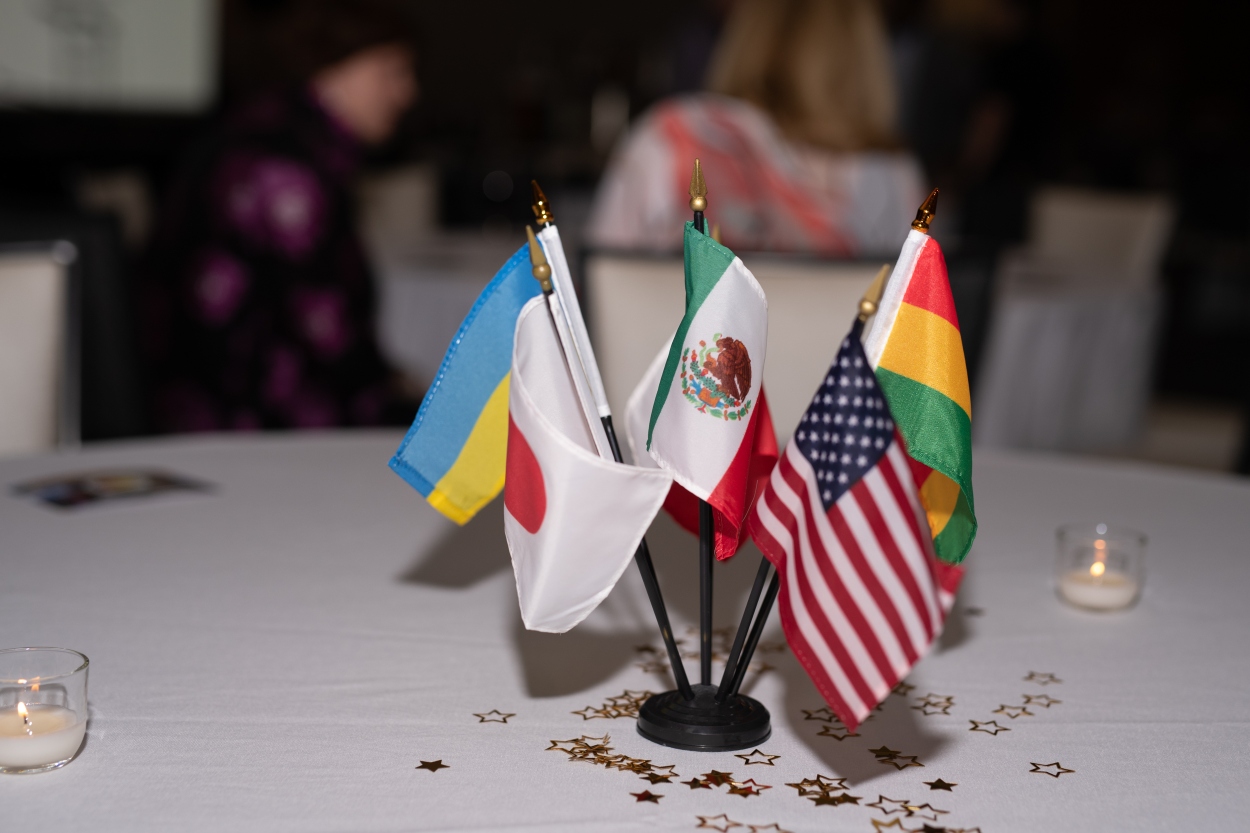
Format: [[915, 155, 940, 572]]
[[875, 234, 977, 564]]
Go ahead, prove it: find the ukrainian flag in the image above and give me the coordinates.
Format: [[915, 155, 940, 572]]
[[390, 246, 541, 524]]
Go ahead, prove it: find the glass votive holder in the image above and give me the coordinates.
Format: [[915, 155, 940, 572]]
[[1055, 523, 1145, 611], [0, 648, 89, 774]]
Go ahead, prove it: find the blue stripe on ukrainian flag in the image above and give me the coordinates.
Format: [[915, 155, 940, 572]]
[[389, 245, 539, 523]]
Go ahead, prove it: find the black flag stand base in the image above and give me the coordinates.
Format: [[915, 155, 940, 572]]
[[631, 191, 776, 752], [635, 500, 776, 751], [637, 685, 770, 752]]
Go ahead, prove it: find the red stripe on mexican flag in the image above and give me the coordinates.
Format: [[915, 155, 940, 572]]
[[627, 222, 776, 559]]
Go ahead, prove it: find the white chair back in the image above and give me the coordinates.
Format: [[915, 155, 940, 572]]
[[584, 252, 882, 449], [1028, 186, 1175, 281], [975, 188, 1176, 452], [0, 245, 77, 456]]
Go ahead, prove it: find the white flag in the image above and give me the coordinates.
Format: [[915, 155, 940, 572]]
[[504, 298, 672, 632]]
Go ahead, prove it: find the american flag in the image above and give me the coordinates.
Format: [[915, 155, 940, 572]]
[[748, 330, 962, 730]]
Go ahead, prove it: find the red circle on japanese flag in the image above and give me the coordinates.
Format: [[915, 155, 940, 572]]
[[505, 414, 546, 533]]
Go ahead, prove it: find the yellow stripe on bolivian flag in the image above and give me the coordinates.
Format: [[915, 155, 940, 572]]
[[918, 470, 961, 539], [428, 375, 512, 524], [877, 303, 971, 418]]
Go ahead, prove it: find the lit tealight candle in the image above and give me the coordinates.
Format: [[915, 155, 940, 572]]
[[1056, 524, 1145, 612], [0, 700, 86, 771], [1059, 558, 1140, 610]]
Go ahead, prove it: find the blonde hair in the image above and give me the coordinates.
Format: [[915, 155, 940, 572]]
[[706, 0, 899, 153]]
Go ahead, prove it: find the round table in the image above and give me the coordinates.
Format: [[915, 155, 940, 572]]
[[2, 431, 1246, 831]]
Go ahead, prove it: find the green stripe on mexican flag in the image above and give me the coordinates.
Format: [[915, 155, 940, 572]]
[[643, 221, 774, 559]]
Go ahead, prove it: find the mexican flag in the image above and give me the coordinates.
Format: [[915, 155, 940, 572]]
[[634, 222, 775, 560], [863, 229, 977, 564]]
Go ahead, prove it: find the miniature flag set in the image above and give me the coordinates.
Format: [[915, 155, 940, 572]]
[[390, 171, 976, 744]]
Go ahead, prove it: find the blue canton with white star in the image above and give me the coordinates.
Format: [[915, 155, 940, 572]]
[[794, 334, 895, 511]]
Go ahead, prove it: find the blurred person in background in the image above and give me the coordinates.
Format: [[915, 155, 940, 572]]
[[589, 0, 923, 256], [142, 0, 420, 433]]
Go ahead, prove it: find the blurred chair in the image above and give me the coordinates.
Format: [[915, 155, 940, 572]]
[[0, 211, 147, 443], [584, 252, 884, 451], [0, 242, 79, 455], [975, 187, 1176, 452]]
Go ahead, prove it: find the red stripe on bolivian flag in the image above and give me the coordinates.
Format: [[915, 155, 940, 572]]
[[865, 231, 976, 564]]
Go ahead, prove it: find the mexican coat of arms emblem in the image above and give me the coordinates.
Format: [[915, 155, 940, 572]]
[[680, 334, 753, 420]]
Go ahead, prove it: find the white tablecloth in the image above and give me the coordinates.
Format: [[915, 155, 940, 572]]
[[1, 432, 1247, 831]]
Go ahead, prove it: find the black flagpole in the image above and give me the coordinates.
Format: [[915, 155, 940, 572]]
[[689, 161, 716, 688], [530, 185, 693, 701], [633, 160, 771, 751], [717, 203, 919, 698]]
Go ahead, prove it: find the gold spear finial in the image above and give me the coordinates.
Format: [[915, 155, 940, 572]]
[[858, 264, 891, 321], [531, 180, 554, 226], [525, 225, 552, 292], [911, 188, 939, 232], [688, 158, 707, 213], [710, 223, 722, 244]]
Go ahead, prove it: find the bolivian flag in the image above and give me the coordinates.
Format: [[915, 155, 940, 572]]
[[390, 246, 541, 524], [863, 229, 976, 563]]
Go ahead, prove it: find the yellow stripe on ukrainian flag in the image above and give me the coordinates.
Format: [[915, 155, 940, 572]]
[[427, 375, 511, 524], [877, 303, 971, 418], [390, 245, 541, 524]]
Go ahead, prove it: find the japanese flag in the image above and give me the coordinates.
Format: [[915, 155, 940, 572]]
[[504, 298, 672, 632]]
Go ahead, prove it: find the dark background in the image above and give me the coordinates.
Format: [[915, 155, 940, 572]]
[[1, 0, 1247, 416]]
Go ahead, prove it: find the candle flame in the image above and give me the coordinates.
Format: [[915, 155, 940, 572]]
[[16, 702, 27, 719], [1094, 539, 1106, 550], [1089, 561, 1106, 577], [31, 682, 38, 692]]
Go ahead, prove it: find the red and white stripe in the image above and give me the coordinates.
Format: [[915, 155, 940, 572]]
[[750, 436, 959, 729]]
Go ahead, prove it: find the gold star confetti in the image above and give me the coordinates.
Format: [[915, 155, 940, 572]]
[[869, 745, 901, 759], [735, 748, 780, 766], [635, 645, 658, 654], [1023, 693, 1062, 708], [867, 795, 912, 815], [879, 755, 924, 770], [696, 815, 742, 832], [924, 778, 957, 791], [547, 738, 581, 753], [816, 724, 860, 740], [1030, 761, 1075, 778], [913, 702, 952, 716], [747, 825, 792, 833], [870, 820, 915, 832], [758, 641, 787, 653], [801, 707, 838, 722], [901, 803, 949, 822], [969, 720, 1010, 736], [727, 778, 772, 797], [630, 790, 662, 803], [815, 774, 849, 791], [892, 681, 916, 696], [472, 709, 515, 723], [703, 770, 736, 786], [993, 704, 1033, 719], [1024, 671, 1062, 685], [416, 760, 448, 772], [643, 772, 675, 784], [637, 660, 668, 673], [811, 793, 860, 807], [683, 777, 712, 789], [917, 693, 955, 707], [572, 706, 604, 720]]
